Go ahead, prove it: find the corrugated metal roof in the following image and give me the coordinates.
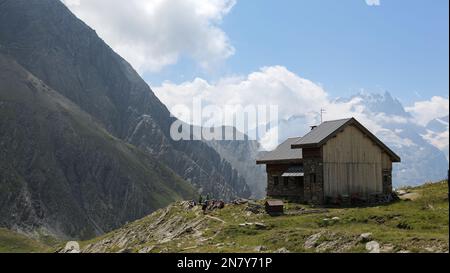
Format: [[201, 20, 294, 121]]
[[293, 118, 352, 146], [256, 137, 302, 163], [291, 117, 401, 162], [281, 172, 304, 177], [257, 118, 401, 164], [281, 165, 304, 177]]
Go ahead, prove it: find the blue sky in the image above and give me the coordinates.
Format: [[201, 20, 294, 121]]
[[143, 0, 449, 105], [64, 0, 449, 153]]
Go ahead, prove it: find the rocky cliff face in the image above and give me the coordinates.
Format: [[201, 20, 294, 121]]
[[0, 54, 196, 239], [206, 140, 267, 199], [0, 0, 250, 239]]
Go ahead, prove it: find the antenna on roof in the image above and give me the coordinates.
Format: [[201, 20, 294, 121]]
[[320, 108, 326, 123]]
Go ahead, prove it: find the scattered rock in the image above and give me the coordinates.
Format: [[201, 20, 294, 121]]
[[239, 222, 267, 229], [181, 200, 197, 210], [62, 241, 80, 253], [319, 217, 340, 227], [359, 233, 373, 243], [365, 241, 380, 253], [203, 200, 225, 212], [396, 189, 408, 196], [205, 215, 226, 224], [399, 192, 420, 201], [159, 248, 169, 253], [138, 246, 155, 253], [397, 250, 411, 253], [274, 247, 290, 253], [117, 248, 132, 253], [254, 245, 268, 252], [254, 222, 268, 230], [183, 246, 198, 251], [304, 232, 323, 249], [232, 199, 249, 205], [425, 247, 437, 253], [380, 244, 395, 253], [246, 202, 264, 214], [316, 240, 340, 253]]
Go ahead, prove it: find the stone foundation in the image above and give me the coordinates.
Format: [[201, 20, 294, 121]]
[[303, 158, 324, 205], [267, 172, 305, 202], [382, 169, 393, 194]]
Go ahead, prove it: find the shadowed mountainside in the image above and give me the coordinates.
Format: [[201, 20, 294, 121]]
[[0, 54, 196, 239], [0, 0, 250, 239]]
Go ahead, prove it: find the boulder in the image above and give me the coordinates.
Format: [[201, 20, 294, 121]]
[[232, 199, 249, 205], [304, 232, 323, 249], [274, 247, 290, 253], [381, 244, 395, 253], [359, 233, 373, 242], [365, 241, 380, 253], [254, 245, 268, 252], [396, 190, 408, 196], [254, 222, 268, 230], [138, 246, 155, 253], [62, 241, 80, 253]]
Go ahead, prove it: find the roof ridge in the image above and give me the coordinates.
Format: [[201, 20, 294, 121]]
[[323, 117, 353, 123]]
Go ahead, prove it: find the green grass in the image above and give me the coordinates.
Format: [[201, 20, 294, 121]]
[[80, 180, 449, 253], [2, 182, 446, 253], [0, 229, 57, 253]]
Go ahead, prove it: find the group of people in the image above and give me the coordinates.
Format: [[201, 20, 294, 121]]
[[197, 195, 225, 212]]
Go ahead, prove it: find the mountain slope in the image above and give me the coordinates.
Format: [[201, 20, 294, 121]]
[[79, 181, 449, 253], [0, 228, 57, 253], [206, 140, 266, 199], [0, 54, 195, 239], [0, 0, 250, 200]]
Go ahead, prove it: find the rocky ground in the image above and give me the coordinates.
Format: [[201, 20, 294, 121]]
[[71, 181, 449, 253]]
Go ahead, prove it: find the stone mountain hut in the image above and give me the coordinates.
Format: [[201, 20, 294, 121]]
[[256, 118, 401, 205]]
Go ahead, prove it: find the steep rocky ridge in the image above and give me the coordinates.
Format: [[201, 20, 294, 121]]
[[0, 54, 196, 239], [0, 0, 250, 207]]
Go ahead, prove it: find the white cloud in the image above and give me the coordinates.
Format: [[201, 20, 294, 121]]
[[62, 0, 235, 73], [405, 96, 449, 126], [422, 130, 449, 151], [365, 0, 380, 6], [155, 66, 329, 128], [154, 66, 447, 153]]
